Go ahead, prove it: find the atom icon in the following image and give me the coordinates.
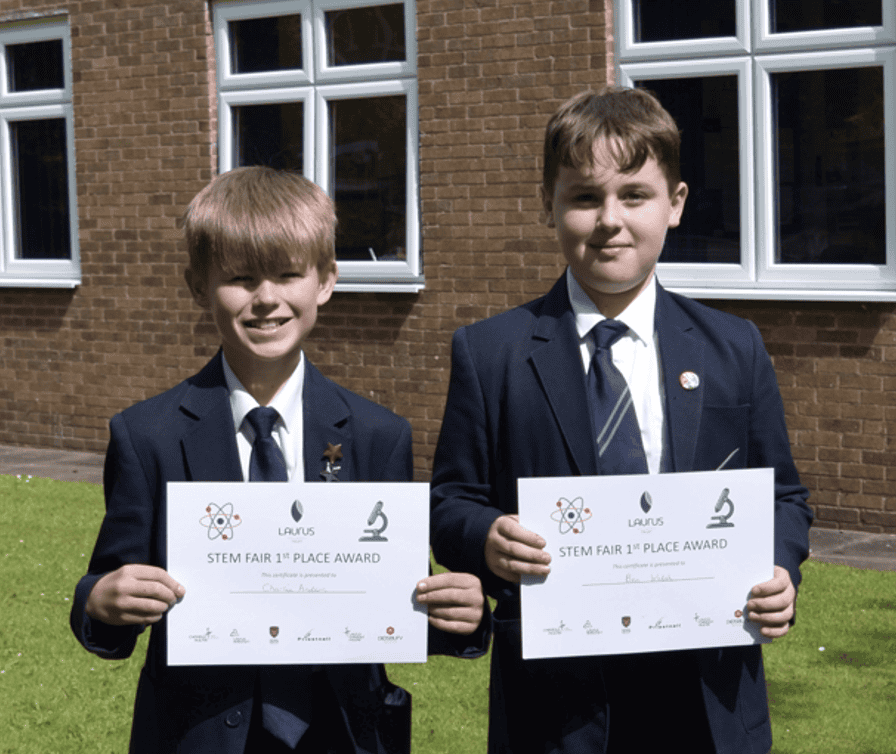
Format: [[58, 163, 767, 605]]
[[550, 497, 592, 534], [199, 503, 242, 541]]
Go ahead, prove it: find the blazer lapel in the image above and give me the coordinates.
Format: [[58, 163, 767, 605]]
[[655, 285, 704, 472], [302, 361, 352, 482], [529, 275, 598, 476], [179, 353, 243, 482]]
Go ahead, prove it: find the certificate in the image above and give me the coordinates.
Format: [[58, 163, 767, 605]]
[[165, 482, 429, 666], [518, 469, 773, 659]]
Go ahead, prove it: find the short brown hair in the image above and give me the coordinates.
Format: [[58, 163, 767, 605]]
[[183, 166, 337, 280], [542, 87, 682, 197]]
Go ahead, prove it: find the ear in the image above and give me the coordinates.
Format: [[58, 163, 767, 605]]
[[667, 182, 689, 228], [184, 267, 210, 309], [316, 263, 338, 306], [540, 185, 555, 228]]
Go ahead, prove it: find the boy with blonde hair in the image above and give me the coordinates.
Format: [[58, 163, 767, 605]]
[[73, 167, 486, 754]]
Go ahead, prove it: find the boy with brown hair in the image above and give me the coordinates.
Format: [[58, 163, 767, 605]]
[[72, 166, 486, 754], [430, 87, 813, 753]]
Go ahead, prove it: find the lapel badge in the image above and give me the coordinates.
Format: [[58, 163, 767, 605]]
[[321, 442, 343, 482], [679, 371, 700, 391]]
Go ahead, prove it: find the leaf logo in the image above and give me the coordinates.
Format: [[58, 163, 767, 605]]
[[640, 491, 652, 514], [291, 500, 304, 523]]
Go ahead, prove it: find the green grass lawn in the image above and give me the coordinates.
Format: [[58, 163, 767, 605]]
[[2, 474, 894, 753]]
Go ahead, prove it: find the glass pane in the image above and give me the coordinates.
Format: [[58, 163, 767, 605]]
[[635, 0, 735, 42], [772, 0, 881, 33], [7, 39, 64, 91], [635, 78, 741, 264], [330, 96, 406, 261], [326, 4, 405, 66], [11, 119, 71, 260], [773, 68, 885, 265], [229, 15, 303, 74], [233, 102, 304, 171]]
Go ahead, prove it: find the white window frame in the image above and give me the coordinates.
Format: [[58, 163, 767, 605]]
[[616, 1, 896, 301], [0, 18, 79, 288], [214, 0, 421, 293]]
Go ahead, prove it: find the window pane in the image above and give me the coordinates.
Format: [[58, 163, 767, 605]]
[[772, 0, 882, 33], [229, 15, 303, 74], [7, 39, 64, 91], [11, 119, 71, 260], [636, 78, 741, 264], [773, 68, 885, 265], [330, 96, 406, 261], [634, 0, 735, 42], [233, 102, 304, 171], [326, 4, 405, 66]]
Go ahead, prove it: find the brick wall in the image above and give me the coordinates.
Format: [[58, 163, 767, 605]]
[[0, 0, 219, 451], [0, 0, 893, 533]]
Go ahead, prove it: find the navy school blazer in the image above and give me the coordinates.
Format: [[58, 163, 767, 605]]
[[72, 353, 485, 754], [430, 273, 813, 754]]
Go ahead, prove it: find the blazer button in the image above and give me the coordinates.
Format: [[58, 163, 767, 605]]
[[225, 710, 243, 728]]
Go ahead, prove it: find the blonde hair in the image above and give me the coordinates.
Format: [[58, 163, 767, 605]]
[[543, 87, 682, 197], [183, 166, 337, 280]]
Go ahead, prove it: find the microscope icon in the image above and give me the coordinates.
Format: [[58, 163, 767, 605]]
[[706, 488, 735, 529], [359, 500, 389, 542]]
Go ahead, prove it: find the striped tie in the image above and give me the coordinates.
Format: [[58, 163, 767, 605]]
[[587, 320, 648, 475]]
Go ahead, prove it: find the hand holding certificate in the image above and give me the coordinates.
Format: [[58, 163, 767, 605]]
[[518, 468, 773, 659], [166, 482, 429, 666]]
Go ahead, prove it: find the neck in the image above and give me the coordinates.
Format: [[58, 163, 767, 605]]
[[579, 273, 653, 320], [224, 351, 300, 406]]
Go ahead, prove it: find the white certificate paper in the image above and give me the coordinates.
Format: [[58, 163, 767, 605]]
[[165, 482, 429, 666], [518, 469, 773, 659]]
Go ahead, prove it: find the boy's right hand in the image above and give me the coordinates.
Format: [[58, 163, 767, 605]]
[[85, 564, 185, 626], [484, 514, 551, 583]]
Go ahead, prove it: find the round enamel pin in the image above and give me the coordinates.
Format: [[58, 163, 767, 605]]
[[679, 371, 700, 390]]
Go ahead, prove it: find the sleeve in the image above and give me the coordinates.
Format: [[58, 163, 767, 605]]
[[69, 412, 157, 659], [430, 327, 506, 597], [745, 321, 814, 593]]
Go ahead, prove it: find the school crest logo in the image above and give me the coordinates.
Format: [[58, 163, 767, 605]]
[[269, 626, 279, 638], [621, 616, 631, 628]]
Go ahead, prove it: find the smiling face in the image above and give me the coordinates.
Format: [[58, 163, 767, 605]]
[[186, 260, 337, 392], [544, 139, 687, 317]]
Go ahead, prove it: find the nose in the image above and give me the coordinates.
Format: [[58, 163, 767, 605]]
[[252, 278, 278, 306], [596, 198, 623, 231]]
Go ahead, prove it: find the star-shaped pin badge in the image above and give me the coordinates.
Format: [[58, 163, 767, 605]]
[[321, 443, 343, 482]]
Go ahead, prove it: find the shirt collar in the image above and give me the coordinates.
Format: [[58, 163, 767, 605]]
[[566, 267, 657, 346], [222, 352, 305, 436]]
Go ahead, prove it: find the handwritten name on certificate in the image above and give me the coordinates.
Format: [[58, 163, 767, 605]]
[[165, 482, 429, 666], [518, 469, 774, 659]]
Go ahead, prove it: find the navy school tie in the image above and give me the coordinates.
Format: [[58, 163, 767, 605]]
[[587, 320, 649, 475], [245, 406, 288, 482]]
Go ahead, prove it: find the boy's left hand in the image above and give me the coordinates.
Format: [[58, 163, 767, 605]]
[[746, 565, 796, 639], [416, 572, 485, 636]]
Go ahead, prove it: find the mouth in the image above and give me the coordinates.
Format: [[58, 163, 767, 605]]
[[244, 318, 291, 331]]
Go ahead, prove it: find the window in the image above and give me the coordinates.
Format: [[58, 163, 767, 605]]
[[0, 18, 79, 287], [615, 0, 895, 300], [214, 0, 420, 292]]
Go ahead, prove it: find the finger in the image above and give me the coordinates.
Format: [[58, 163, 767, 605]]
[[497, 517, 546, 549], [748, 604, 794, 626], [504, 539, 552, 566], [416, 572, 479, 595], [131, 566, 186, 599], [417, 587, 482, 609], [427, 616, 477, 635]]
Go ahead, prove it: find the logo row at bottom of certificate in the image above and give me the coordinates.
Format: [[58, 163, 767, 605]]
[[183, 624, 409, 645]]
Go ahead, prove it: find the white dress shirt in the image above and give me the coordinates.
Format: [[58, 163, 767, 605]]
[[222, 353, 305, 482], [566, 268, 666, 474]]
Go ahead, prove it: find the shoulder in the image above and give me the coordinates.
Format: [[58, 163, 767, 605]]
[[452, 278, 565, 355], [661, 287, 763, 345], [306, 361, 410, 437], [111, 356, 225, 438]]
